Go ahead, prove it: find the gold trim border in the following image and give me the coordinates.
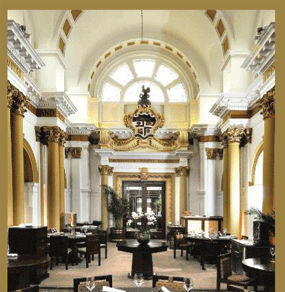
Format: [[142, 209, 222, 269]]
[[109, 159, 179, 163], [113, 172, 176, 225]]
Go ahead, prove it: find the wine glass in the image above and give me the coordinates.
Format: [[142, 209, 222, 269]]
[[183, 277, 194, 292], [133, 273, 144, 292], [270, 247, 275, 262], [85, 277, 96, 291]]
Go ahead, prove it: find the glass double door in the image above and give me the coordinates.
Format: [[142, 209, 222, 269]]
[[123, 181, 166, 239]]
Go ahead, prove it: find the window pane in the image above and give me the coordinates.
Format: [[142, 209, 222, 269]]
[[167, 83, 187, 102], [133, 59, 155, 78], [110, 64, 133, 86], [124, 81, 164, 102], [102, 82, 121, 101], [155, 64, 178, 86]]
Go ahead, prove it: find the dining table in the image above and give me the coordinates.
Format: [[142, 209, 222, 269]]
[[47, 232, 87, 264], [117, 240, 168, 280], [183, 234, 236, 270], [242, 257, 275, 292]]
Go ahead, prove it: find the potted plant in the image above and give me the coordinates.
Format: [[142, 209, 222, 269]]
[[245, 207, 275, 245], [101, 185, 130, 242], [127, 211, 157, 244]]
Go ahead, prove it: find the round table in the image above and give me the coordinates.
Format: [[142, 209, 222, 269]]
[[242, 257, 275, 292], [117, 240, 168, 280]]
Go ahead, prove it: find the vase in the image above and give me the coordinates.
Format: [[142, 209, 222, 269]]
[[136, 231, 151, 245]]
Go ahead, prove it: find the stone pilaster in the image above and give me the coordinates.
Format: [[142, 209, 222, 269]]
[[260, 87, 275, 215], [175, 166, 190, 215], [59, 131, 68, 229], [98, 165, 113, 230]]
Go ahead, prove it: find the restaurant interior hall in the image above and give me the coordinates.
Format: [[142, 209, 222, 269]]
[[6, 8, 277, 292]]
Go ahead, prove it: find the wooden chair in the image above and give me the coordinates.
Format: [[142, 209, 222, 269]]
[[49, 235, 70, 270], [217, 253, 257, 292], [99, 230, 108, 258], [77, 234, 101, 268], [173, 233, 193, 260], [152, 275, 185, 291], [13, 286, 39, 292], [73, 275, 112, 292]]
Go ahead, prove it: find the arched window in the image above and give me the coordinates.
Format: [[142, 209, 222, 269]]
[[101, 58, 188, 103]]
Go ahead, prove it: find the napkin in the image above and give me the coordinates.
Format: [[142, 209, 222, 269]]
[[7, 253, 18, 259], [102, 286, 126, 292], [161, 287, 171, 292]]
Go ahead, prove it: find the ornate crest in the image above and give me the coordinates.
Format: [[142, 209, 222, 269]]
[[108, 86, 180, 151]]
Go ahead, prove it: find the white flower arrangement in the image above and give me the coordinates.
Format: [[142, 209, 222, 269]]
[[127, 211, 157, 232]]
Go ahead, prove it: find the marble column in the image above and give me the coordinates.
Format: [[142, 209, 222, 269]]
[[9, 81, 27, 225], [7, 81, 13, 226], [225, 128, 245, 238], [175, 166, 190, 216], [98, 165, 113, 230], [260, 87, 275, 215], [59, 131, 68, 229], [221, 135, 229, 231], [44, 126, 61, 230], [205, 148, 218, 216]]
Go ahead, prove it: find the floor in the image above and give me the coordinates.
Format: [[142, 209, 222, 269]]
[[39, 240, 223, 291]]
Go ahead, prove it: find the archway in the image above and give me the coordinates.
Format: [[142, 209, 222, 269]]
[[23, 139, 39, 224]]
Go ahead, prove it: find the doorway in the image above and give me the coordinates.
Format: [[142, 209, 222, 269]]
[[123, 181, 166, 239]]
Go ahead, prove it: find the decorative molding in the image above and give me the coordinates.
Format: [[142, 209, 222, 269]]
[[7, 56, 24, 80], [109, 159, 180, 164], [68, 147, 82, 159], [7, 20, 45, 74], [40, 92, 77, 118], [113, 172, 175, 227], [7, 80, 28, 116], [205, 148, 218, 160], [260, 86, 275, 119], [210, 93, 248, 118], [241, 22, 275, 75], [199, 135, 220, 143], [98, 165, 113, 175], [36, 108, 65, 122], [140, 167, 148, 181], [263, 62, 275, 84], [175, 166, 190, 176]]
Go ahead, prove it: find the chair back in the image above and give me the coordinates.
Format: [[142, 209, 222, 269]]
[[74, 275, 112, 292], [217, 252, 232, 280], [86, 234, 100, 254], [49, 235, 69, 257], [152, 275, 185, 291], [99, 230, 108, 244]]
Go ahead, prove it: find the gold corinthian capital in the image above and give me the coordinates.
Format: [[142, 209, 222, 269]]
[[205, 148, 218, 160], [225, 127, 252, 144], [175, 166, 190, 176], [260, 86, 275, 120], [7, 80, 28, 116], [98, 165, 113, 175], [41, 126, 62, 144]]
